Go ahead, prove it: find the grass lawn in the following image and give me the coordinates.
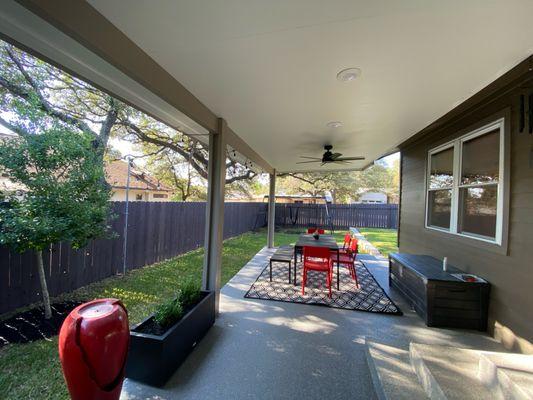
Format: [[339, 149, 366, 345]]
[[0, 227, 371, 399], [357, 228, 398, 256]]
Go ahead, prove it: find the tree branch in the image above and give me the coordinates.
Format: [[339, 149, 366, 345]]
[[0, 116, 30, 136], [1, 46, 96, 136], [277, 172, 327, 185]]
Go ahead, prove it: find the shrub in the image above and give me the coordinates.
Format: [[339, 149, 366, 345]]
[[153, 296, 183, 329], [152, 280, 202, 329], [179, 279, 202, 308]]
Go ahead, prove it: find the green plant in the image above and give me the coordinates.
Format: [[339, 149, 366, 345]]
[[153, 296, 183, 329], [152, 279, 200, 329], [179, 279, 202, 308], [0, 128, 112, 319]]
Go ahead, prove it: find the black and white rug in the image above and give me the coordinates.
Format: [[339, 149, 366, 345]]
[[244, 260, 402, 315]]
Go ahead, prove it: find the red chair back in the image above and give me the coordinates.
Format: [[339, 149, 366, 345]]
[[348, 238, 358, 254], [303, 246, 331, 262], [342, 233, 352, 249], [307, 228, 316, 234], [317, 229, 325, 234], [307, 228, 325, 234]]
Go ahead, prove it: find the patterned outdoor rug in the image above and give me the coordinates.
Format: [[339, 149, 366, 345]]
[[245, 259, 402, 315]]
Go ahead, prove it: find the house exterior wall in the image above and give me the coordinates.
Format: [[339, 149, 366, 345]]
[[110, 188, 171, 202], [359, 192, 388, 204], [399, 80, 533, 354]]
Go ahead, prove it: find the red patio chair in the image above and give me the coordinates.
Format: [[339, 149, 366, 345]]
[[330, 233, 353, 258], [333, 239, 359, 287], [307, 228, 326, 234], [302, 246, 334, 298]]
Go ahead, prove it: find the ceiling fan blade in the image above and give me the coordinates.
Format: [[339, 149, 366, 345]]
[[335, 156, 365, 161], [299, 156, 322, 160], [296, 160, 321, 164], [330, 152, 343, 159]]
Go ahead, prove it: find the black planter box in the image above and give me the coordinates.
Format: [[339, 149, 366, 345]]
[[126, 290, 215, 386]]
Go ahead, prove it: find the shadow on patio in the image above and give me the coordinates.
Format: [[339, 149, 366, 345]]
[[120, 248, 504, 400]]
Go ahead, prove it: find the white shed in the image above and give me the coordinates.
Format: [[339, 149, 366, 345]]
[[359, 192, 387, 204]]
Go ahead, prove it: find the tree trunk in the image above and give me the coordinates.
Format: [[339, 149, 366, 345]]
[[36, 250, 52, 319]]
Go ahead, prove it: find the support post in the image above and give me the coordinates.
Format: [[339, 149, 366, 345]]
[[202, 118, 227, 314], [267, 170, 276, 248]]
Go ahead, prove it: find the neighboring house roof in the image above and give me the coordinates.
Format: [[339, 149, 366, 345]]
[[105, 160, 172, 192], [0, 134, 172, 193]]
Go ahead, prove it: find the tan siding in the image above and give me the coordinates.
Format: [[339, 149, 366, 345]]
[[400, 84, 533, 353]]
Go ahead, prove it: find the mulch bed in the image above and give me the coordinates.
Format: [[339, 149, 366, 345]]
[[0, 301, 83, 348]]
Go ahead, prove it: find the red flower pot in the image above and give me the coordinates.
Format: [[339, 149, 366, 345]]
[[59, 299, 129, 400]]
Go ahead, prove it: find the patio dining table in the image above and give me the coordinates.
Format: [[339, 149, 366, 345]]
[[294, 234, 340, 290]]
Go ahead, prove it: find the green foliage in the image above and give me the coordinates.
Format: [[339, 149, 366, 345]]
[[277, 156, 399, 204], [0, 128, 113, 252], [153, 278, 201, 328], [358, 228, 398, 257], [153, 296, 183, 329], [179, 278, 202, 308]]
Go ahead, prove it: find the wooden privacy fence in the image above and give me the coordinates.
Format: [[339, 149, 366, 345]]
[[0, 201, 267, 315], [275, 203, 398, 230]]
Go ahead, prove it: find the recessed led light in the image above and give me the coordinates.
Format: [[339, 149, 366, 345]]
[[326, 121, 343, 129], [337, 67, 361, 82]]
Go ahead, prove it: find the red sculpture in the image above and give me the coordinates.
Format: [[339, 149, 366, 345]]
[[59, 299, 129, 400]]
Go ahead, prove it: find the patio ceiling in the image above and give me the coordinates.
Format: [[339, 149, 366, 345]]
[[3, 1, 533, 173], [87, 0, 533, 172]]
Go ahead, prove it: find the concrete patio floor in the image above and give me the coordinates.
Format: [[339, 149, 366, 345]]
[[120, 248, 506, 400]]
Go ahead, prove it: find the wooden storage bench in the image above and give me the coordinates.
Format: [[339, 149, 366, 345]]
[[389, 253, 490, 331]]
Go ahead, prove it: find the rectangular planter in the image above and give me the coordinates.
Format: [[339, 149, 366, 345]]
[[126, 290, 215, 386]]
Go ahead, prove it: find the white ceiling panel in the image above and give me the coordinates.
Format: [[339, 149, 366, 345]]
[[82, 0, 533, 171]]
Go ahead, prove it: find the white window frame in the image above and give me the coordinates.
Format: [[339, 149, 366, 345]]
[[425, 118, 505, 245], [426, 142, 455, 232]]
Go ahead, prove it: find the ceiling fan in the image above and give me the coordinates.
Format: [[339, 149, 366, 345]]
[[297, 145, 365, 165]]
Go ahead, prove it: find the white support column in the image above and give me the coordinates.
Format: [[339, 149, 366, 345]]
[[202, 118, 227, 314], [267, 170, 276, 248]]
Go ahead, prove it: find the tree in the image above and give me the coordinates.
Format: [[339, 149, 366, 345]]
[[143, 143, 207, 201], [0, 40, 257, 185], [0, 128, 112, 319], [277, 158, 399, 203]]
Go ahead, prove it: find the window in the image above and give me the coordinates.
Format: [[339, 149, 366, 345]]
[[153, 193, 168, 199], [135, 194, 143, 201], [427, 146, 454, 229], [426, 119, 505, 244]]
